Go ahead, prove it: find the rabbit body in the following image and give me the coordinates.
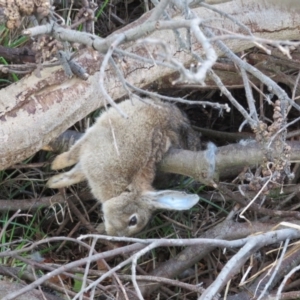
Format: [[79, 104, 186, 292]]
[[47, 98, 200, 236]]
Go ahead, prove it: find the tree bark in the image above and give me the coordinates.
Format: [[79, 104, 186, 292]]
[[1, 0, 300, 170]]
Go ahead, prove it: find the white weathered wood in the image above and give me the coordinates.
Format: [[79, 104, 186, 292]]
[[1, 0, 300, 169]]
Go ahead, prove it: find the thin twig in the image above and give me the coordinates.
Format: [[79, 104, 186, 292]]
[[256, 238, 290, 300], [98, 34, 128, 118]]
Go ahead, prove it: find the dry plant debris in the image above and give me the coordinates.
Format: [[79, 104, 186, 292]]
[[1, 0, 300, 300], [0, 0, 51, 29]]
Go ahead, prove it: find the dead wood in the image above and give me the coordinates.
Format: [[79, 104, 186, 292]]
[[1, 0, 300, 170], [0, 265, 72, 300], [116, 220, 300, 299], [2, 1, 300, 299], [160, 141, 300, 184], [225, 244, 300, 300], [0, 192, 92, 211], [0, 45, 35, 63], [37, 129, 300, 186], [0, 280, 63, 300]]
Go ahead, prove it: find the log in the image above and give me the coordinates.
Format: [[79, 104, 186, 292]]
[[1, 0, 300, 169]]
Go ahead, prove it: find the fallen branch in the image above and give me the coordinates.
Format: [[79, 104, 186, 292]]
[[2, 0, 300, 169]]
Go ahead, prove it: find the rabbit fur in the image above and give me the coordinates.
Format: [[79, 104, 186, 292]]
[[47, 98, 200, 236]]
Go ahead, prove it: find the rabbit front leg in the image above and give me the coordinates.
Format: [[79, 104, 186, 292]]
[[47, 163, 86, 188]]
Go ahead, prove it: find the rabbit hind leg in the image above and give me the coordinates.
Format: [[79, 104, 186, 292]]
[[47, 163, 86, 188], [51, 139, 84, 170]]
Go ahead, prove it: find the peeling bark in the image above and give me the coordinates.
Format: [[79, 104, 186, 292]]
[[1, 0, 300, 170]]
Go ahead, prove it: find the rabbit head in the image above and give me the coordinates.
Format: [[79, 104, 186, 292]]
[[102, 186, 199, 236]]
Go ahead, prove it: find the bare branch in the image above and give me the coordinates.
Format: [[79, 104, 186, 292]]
[[199, 229, 300, 300]]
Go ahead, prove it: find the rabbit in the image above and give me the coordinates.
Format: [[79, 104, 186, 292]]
[[47, 98, 201, 236]]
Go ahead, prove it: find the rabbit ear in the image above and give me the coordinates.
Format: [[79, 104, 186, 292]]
[[145, 190, 199, 210]]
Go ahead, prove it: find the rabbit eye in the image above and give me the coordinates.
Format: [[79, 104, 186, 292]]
[[128, 215, 137, 227]]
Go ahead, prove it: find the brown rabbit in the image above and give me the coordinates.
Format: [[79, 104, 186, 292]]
[[47, 98, 200, 236]]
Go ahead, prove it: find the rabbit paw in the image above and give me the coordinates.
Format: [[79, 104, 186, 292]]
[[47, 174, 68, 188], [51, 152, 74, 170]]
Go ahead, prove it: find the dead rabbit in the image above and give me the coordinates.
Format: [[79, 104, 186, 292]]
[[47, 98, 200, 236]]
